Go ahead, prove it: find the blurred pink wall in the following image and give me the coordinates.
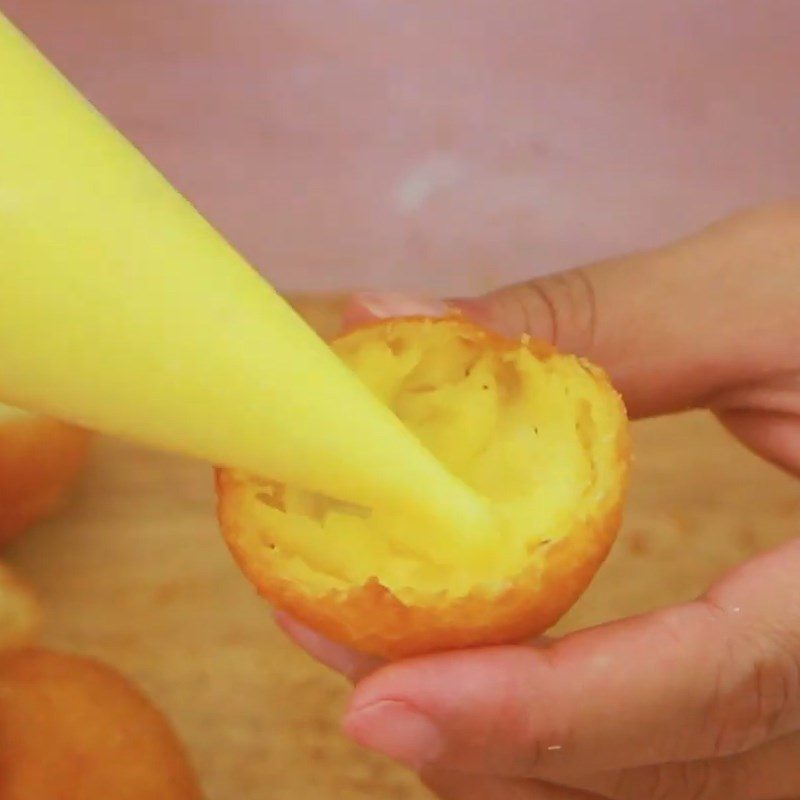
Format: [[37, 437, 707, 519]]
[[5, 1, 800, 294]]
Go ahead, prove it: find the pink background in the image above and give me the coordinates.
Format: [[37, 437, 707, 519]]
[[5, 1, 800, 294]]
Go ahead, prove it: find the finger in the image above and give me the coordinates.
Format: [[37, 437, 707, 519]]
[[576, 731, 800, 800], [276, 608, 554, 680], [341, 538, 800, 776], [347, 205, 800, 419], [342, 292, 451, 332], [273, 612, 382, 682], [465, 205, 800, 419], [287, 292, 348, 340], [716, 407, 800, 478], [423, 732, 800, 800], [735, 731, 800, 800], [422, 769, 606, 800]]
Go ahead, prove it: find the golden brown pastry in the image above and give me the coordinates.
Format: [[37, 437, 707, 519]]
[[0, 405, 91, 546], [217, 317, 629, 658]]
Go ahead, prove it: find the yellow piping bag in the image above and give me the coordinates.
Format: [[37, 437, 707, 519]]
[[0, 14, 488, 540]]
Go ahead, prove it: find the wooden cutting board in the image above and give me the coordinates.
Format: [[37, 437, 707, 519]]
[[5, 295, 799, 800]]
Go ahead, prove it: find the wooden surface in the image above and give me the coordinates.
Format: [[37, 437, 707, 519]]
[[5, 296, 800, 800]]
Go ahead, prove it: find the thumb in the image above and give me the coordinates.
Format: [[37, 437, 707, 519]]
[[342, 539, 800, 777], [350, 204, 800, 419]]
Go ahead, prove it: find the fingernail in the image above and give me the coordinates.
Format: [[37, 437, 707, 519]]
[[343, 700, 444, 769], [356, 292, 451, 320], [449, 297, 495, 327], [273, 611, 366, 678]]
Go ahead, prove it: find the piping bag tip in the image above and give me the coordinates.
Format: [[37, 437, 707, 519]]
[[0, 12, 486, 544]]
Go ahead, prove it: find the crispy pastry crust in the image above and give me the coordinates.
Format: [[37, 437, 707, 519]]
[[217, 317, 629, 659]]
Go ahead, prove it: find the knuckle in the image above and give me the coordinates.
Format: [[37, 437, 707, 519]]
[[497, 668, 548, 773], [419, 768, 466, 800], [516, 268, 598, 353], [613, 762, 728, 800], [703, 621, 800, 757], [611, 765, 666, 800], [489, 659, 574, 776], [681, 761, 726, 800], [555, 269, 598, 354], [513, 280, 559, 344]]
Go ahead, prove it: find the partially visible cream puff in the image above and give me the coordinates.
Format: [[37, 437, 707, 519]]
[[0, 404, 91, 546]]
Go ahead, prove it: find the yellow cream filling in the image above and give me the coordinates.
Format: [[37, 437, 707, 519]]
[[235, 320, 623, 602]]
